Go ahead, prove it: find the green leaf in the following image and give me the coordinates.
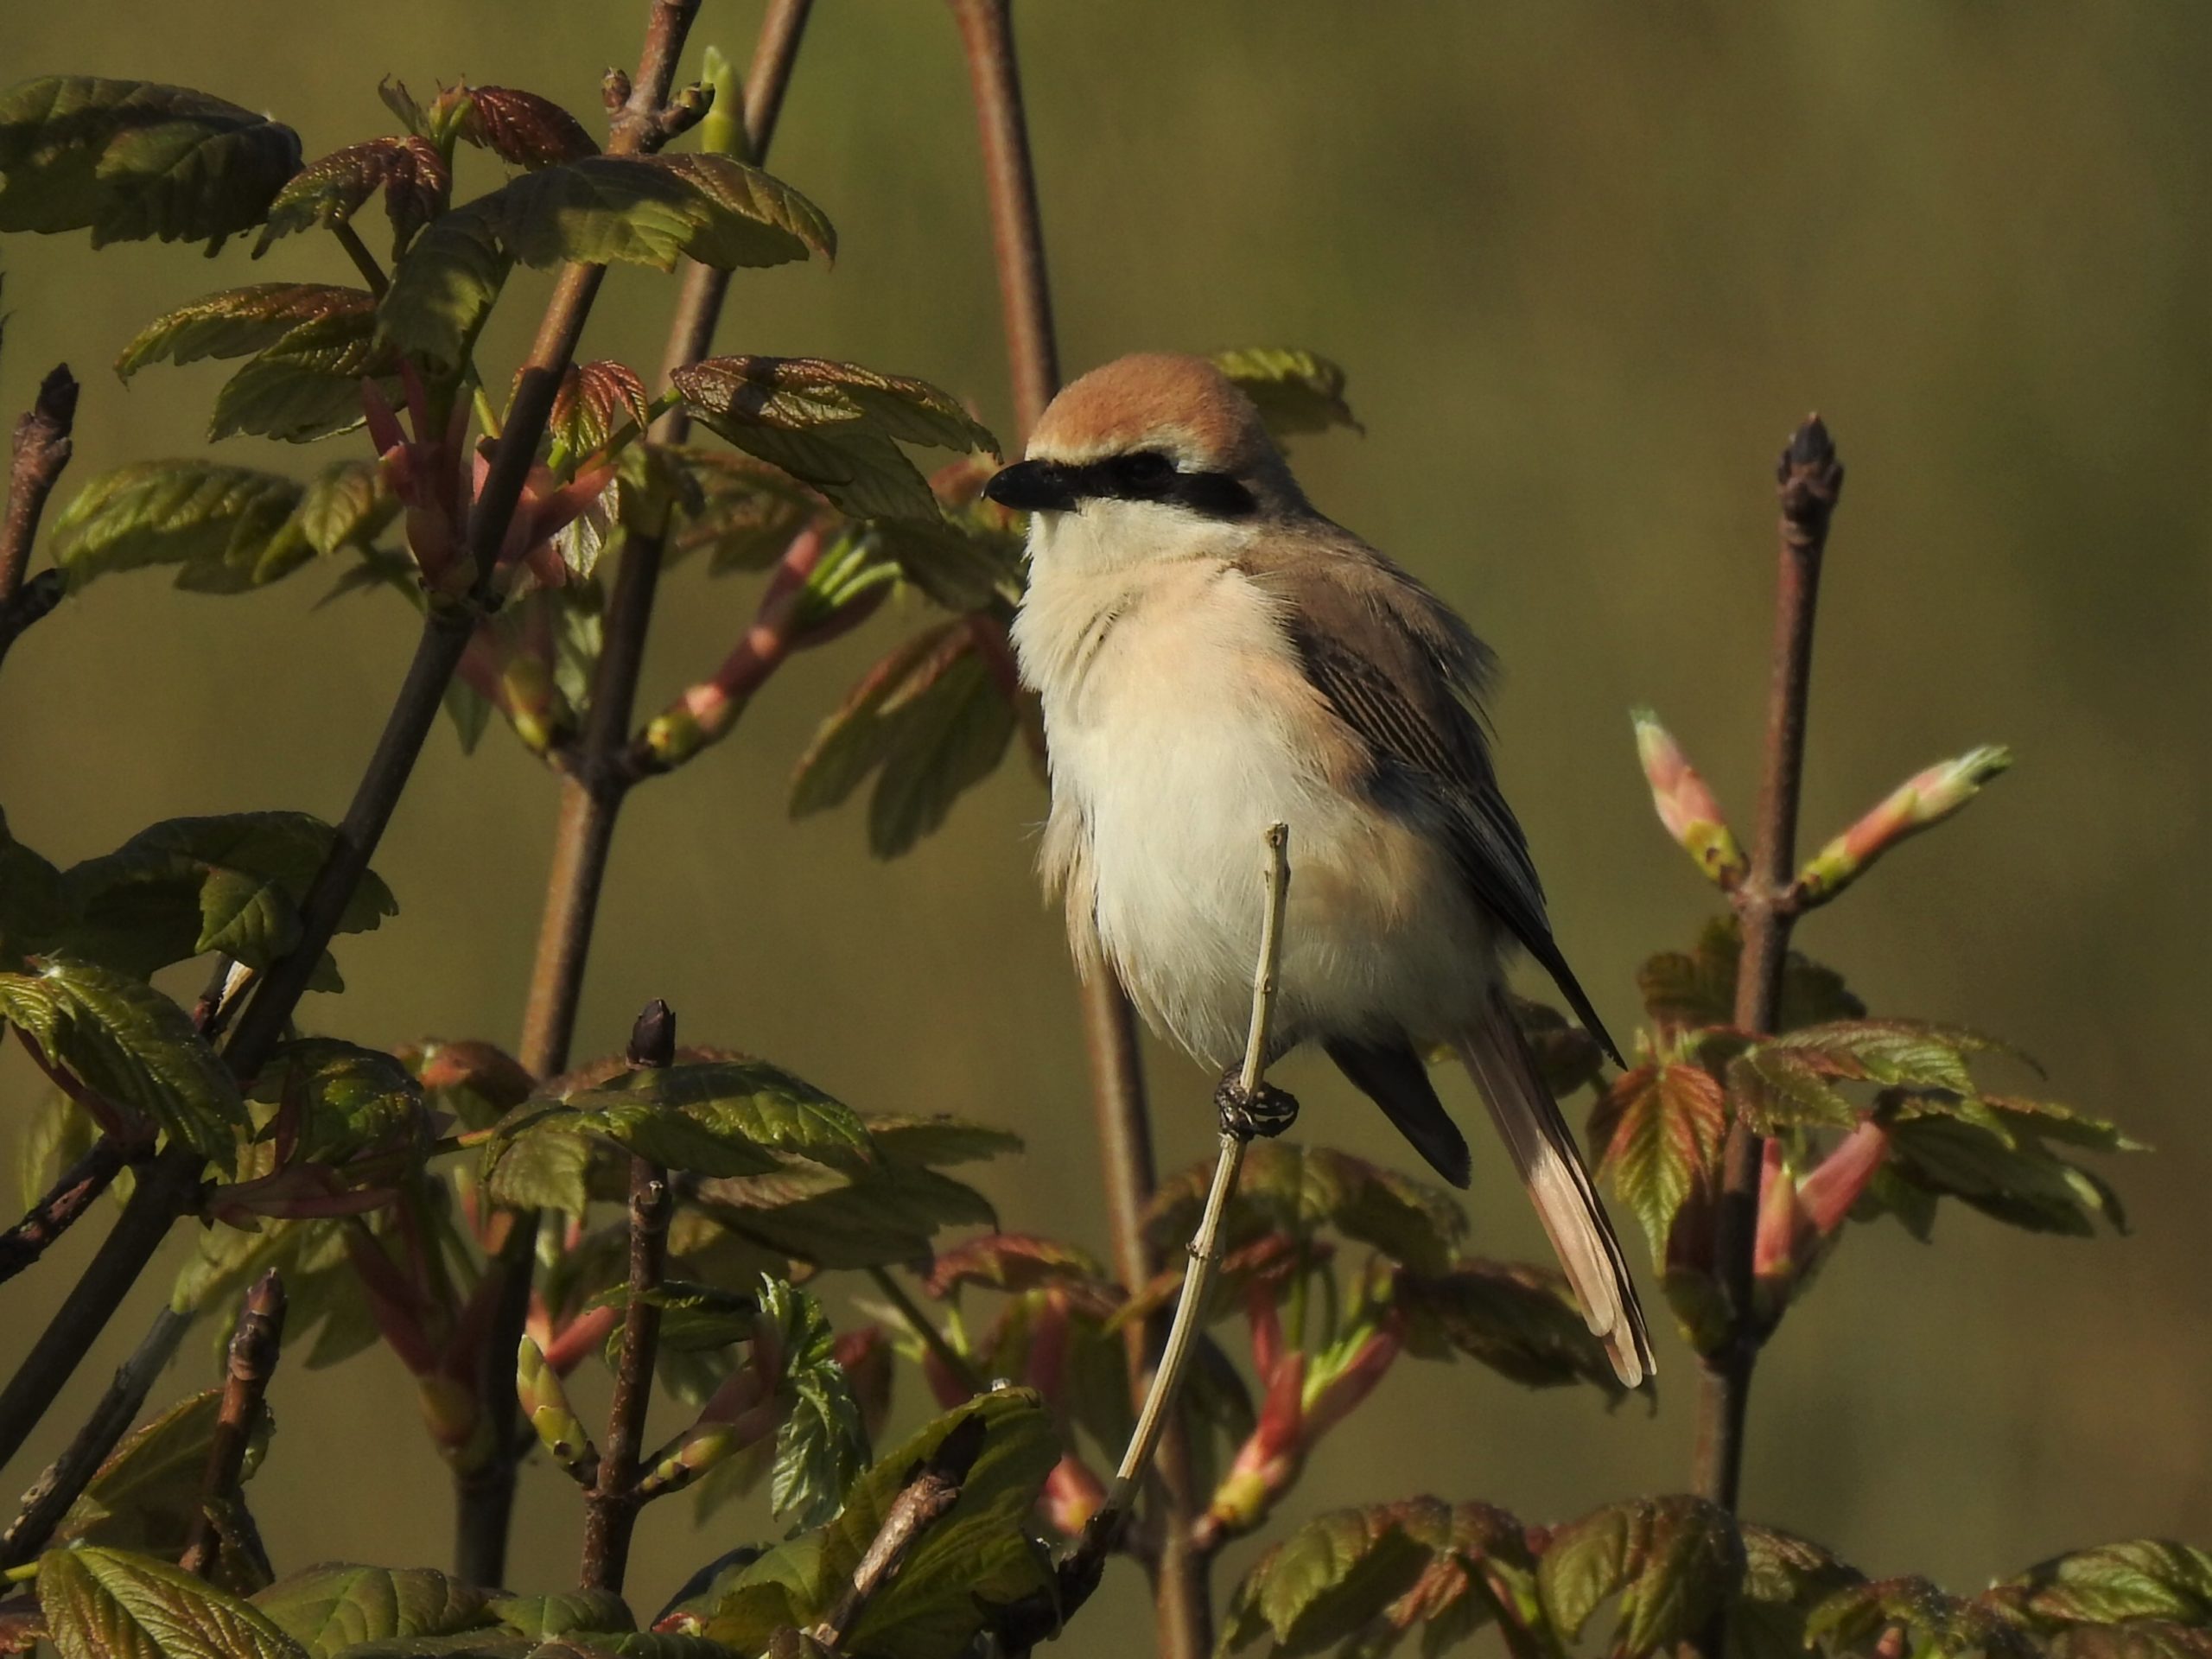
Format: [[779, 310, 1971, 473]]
[[252, 1567, 494, 1659], [0, 78, 301, 248], [54, 1390, 270, 1557], [674, 357, 994, 523], [1806, 1575, 2036, 1658], [689, 1157, 999, 1272], [63, 812, 396, 982], [210, 311, 397, 444], [591, 1279, 759, 1357], [668, 450, 822, 575], [492, 1058, 874, 1184], [1538, 1496, 1745, 1658], [1146, 1141, 1468, 1276], [485, 1592, 631, 1640], [2049, 1626, 2212, 1659], [0, 954, 243, 1156], [295, 461, 397, 556], [864, 1114, 1021, 1167], [1396, 1261, 1630, 1397], [1210, 347, 1361, 441], [39, 1546, 308, 1659], [1731, 1525, 1864, 1659], [1999, 1541, 2212, 1630], [377, 204, 509, 369], [50, 462, 306, 594], [0, 810, 72, 959], [248, 1039, 425, 1166], [254, 137, 449, 258], [117, 286, 377, 380], [1588, 1063, 1726, 1262], [1726, 1022, 1995, 1136], [1238, 1506, 1432, 1656], [1637, 918, 1866, 1033], [758, 1277, 867, 1529], [1885, 1115, 2126, 1236], [706, 1390, 1057, 1659], [16, 1081, 99, 1211]]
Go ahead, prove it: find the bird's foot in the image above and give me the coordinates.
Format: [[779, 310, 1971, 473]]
[[1215, 1071, 1300, 1140]]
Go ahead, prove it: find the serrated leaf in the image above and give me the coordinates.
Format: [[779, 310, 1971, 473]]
[[39, 1546, 307, 1659], [254, 137, 449, 259], [0, 78, 301, 248], [863, 1114, 1021, 1167], [0, 954, 243, 1156], [211, 310, 397, 444], [486, 1592, 632, 1640], [1243, 1507, 1432, 1655], [689, 1155, 998, 1273], [1538, 1497, 1745, 1658], [296, 461, 397, 556], [866, 645, 1018, 858], [2049, 1625, 2212, 1659], [251, 1566, 494, 1659], [1396, 1262, 1627, 1396], [116, 285, 376, 380], [755, 1278, 866, 1529], [1637, 918, 1866, 1033], [925, 1234, 1108, 1300], [54, 1390, 270, 1557], [1807, 1575, 2037, 1659], [378, 203, 510, 368], [550, 361, 650, 457], [668, 450, 822, 575], [248, 1039, 425, 1166], [1588, 1063, 1726, 1262], [63, 811, 396, 981], [1885, 1116, 2126, 1236], [1210, 347, 1361, 440], [1999, 1541, 2212, 1630], [451, 86, 597, 168], [1147, 1141, 1468, 1276], [50, 462, 306, 594], [590, 1279, 758, 1357], [1731, 1525, 1864, 1659], [790, 623, 966, 819], [492, 1058, 874, 1184]]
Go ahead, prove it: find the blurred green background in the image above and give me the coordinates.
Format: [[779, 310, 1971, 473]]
[[4, 1, 2209, 1649]]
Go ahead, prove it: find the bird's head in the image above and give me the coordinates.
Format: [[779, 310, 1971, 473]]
[[984, 354, 1306, 564]]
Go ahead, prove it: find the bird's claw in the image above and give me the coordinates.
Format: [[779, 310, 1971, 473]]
[[1215, 1071, 1300, 1140]]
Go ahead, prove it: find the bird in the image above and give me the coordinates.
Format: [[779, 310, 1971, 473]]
[[985, 352, 1653, 1388]]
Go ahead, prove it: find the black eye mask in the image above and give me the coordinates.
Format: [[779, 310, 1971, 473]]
[[984, 451, 1258, 519]]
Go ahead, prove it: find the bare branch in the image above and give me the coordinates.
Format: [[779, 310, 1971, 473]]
[[810, 1412, 988, 1651], [0, 1137, 131, 1287], [0, 365, 79, 671], [180, 1270, 286, 1578]]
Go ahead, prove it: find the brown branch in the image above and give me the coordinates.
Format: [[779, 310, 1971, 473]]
[[946, 5, 1202, 1653], [576, 1002, 676, 1594], [179, 1269, 286, 1578], [467, 0, 814, 1586], [1692, 416, 1843, 1643], [0, 0, 710, 1523], [810, 1412, 988, 1651], [0, 1135, 131, 1286], [0, 365, 79, 671], [0, 1306, 193, 1569]]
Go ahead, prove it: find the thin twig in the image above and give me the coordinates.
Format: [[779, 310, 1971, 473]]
[[811, 1412, 988, 1651], [866, 1264, 985, 1397], [467, 1, 814, 1586], [1692, 419, 1844, 1624], [0, 1306, 193, 1569], [179, 1269, 286, 1578], [0, 365, 79, 672], [577, 1002, 676, 1594], [331, 224, 389, 298], [0, 1136, 131, 1286]]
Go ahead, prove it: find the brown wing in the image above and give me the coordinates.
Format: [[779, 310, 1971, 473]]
[[1237, 529, 1623, 1065]]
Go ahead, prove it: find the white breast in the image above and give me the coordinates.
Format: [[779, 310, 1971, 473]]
[[1013, 530, 1494, 1069]]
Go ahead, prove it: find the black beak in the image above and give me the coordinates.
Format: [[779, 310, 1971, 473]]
[[983, 459, 1080, 513]]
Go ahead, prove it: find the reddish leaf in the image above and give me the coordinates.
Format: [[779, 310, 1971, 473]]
[[255, 137, 448, 257], [452, 86, 598, 168], [1637, 918, 1865, 1033], [1538, 1496, 1745, 1658], [1588, 1063, 1726, 1261], [549, 360, 650, 457], [923, 1233, 1109, 1300], [1808, 1575, 2037, 1658]]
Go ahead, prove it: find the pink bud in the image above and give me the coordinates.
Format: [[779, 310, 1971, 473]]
[[1633, 710, 1748, 888]]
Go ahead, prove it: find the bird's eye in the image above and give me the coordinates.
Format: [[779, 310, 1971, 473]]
[[1113, 450, 1176, 490]]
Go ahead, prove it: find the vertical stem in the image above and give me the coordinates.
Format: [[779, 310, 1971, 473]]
[[577, 1003, 675, 1594], [0, 365, 79, 671], [945, 4, 1198, 1651], [465, 1, 814, 1584], [1693, 416, 1844, 1517], [180, 1269, 286, 1578]]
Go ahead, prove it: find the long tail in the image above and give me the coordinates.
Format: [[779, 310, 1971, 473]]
[[1453, 989, 1654, 1389]]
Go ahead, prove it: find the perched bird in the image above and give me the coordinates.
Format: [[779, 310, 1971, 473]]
[[988, 353, 1653, 1387]]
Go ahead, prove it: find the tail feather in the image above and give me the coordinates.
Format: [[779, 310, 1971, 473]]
[[1454, 991, 1654, 1389]]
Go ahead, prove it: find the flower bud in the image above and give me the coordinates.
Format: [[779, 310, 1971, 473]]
[[1796, 745, 2011, 906], [1633, 709, 1748, 888]]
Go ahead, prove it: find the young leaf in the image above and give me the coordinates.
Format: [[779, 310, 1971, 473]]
[[669, 450, 823, 574], [0, 78, 301, 248], [295, 461, 397, 556], [1539, 1497, 1745, 1659], [1146, 1141, 1468, 1276], [689, 1156, 999, 1274], [210, 311, 398, 443], [378, 204, 510, 368], [1211, 347, 1362, 440], [1884, 1115, 2126, 1236], [758, 1277, 868, 1529], [1221, 1505, 1432, 1656], [1395, 1261, 1630, 1397], [925, 1234, 1110, 1300], [1806, 1575, 2037, 1658], [1588, 1063, 1726, 1261], [0, 954, 244, 1156], [550, 361, 651, 457], [485, 1591, 632, 1639], [251, 1566, 495, 1658], [53, 1390, 270, 1556], [864, 514, 1025, 613], [49, 462, 308, 594], [1732, 1525, 1865, 1659], [1998, 1541, 2212, 1630], [247, 1039, 425, 1166], [1637, 918, 1865, 1033], [867, 645, 1018, 858], [38, 1546, 308, 1659], [254, 137, 449, 258], [448, 86, 598, 168], [116, 286, 377, 380], [62, 811, 397, 982]]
